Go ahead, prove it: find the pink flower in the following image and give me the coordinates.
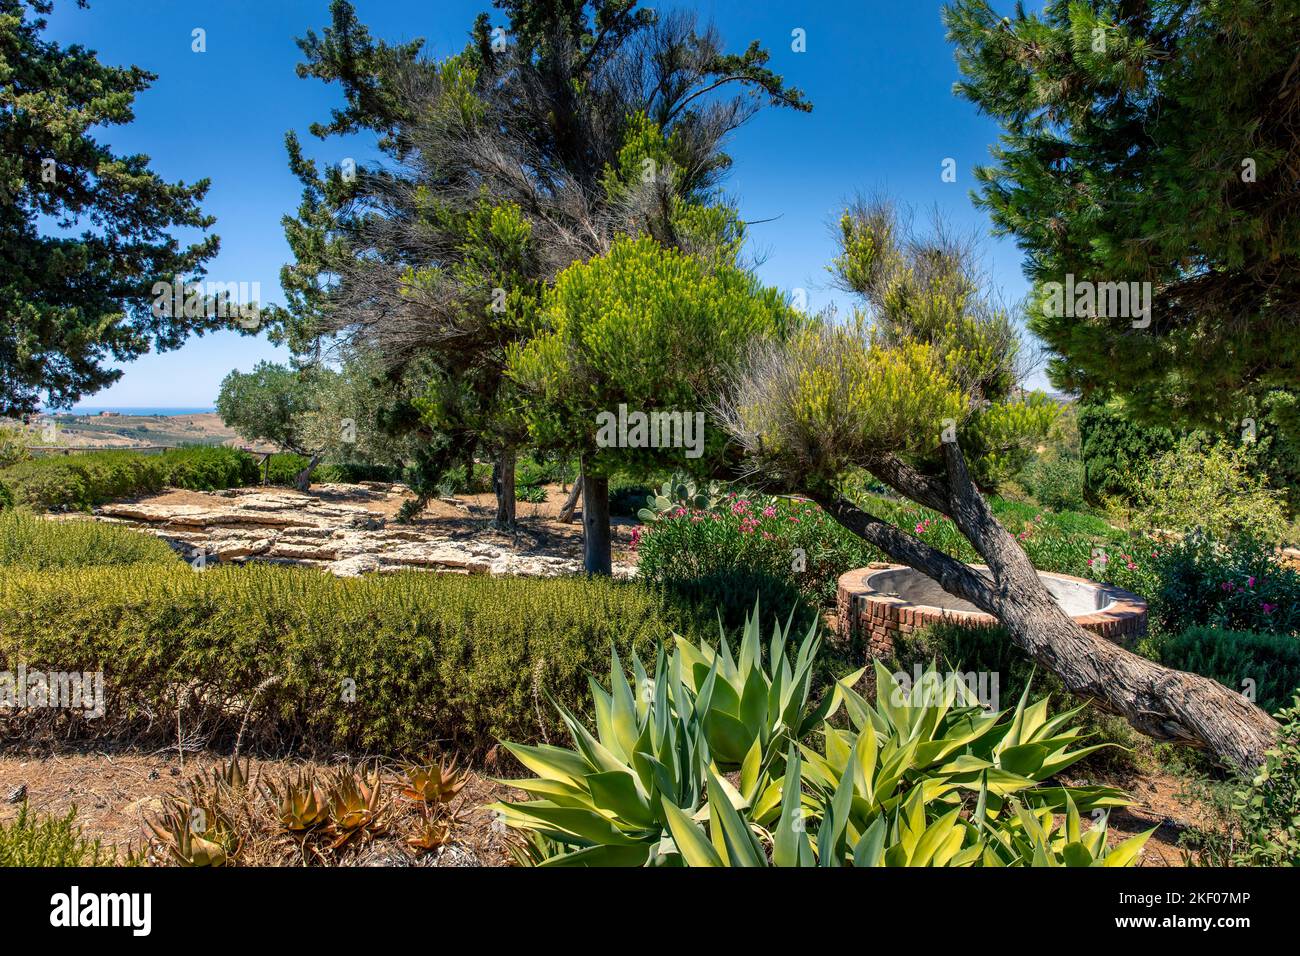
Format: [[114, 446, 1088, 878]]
[[1247, 576, 1256, 589], [1262, 602, 1278, 615], [762, 506, 777, 519], [629, 527, 643, 550]]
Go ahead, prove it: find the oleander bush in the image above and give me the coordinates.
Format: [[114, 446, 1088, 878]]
[[1143, 534, 1300, 638], [0, 564, 717, 755], [0, 446, 259, 511], [0, 510, 178, 570], [635, 490, 1134, 621]]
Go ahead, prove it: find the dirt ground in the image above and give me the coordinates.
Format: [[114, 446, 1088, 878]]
[[0, 745, 519, 866], [0, 744, 1213, 866]]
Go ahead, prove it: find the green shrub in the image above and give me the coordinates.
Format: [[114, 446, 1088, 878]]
[[1078, 401, 1177, 505], [0, 510, 178, 570], [0, 478, 11, 510], [0, 805, 122, 867], [159, 445, 260, 490], [1143, 534, 1300, 638], [0, 447, 259, 511], [265, 452, 312, 486], [1118, 438, 1290, 545], [0, 564, 722, 756], [516, 484, 547, 503], [313, 461, 401, 484], [1157, 626, 1300, 716]]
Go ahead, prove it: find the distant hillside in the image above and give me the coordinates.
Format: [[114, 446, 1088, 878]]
[[10, 412, 251, 450]]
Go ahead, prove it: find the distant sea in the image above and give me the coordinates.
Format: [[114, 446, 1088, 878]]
[[48, 407, 216, 417]]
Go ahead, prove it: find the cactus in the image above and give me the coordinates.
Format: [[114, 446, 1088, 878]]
[[636, 473, 727, 522]]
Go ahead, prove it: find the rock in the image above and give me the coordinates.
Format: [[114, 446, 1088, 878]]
[[92, 486, 624, 583], [328, 554, 383, 578], [5, 784, 26, 804]]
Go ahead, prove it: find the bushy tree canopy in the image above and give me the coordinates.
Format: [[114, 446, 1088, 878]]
[[945, 0, 1300, 427], [509, 235, 796, 476], [0, 0, 221, 415]]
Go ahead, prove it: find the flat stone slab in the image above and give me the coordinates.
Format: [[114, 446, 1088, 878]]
[[94, 483, 635, 580]]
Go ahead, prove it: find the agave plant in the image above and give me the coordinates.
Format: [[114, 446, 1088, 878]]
[[147, 799, 230, 867], [489, 643, 716, 866], [802, 662, 1128, 831], [670, 602, 862, 768], [636, 473, 727, 523], [146, 760, 252, 867], [977, 791, 1154, 867], [407, 809, 452, 853], [325, 764, 386, 847]]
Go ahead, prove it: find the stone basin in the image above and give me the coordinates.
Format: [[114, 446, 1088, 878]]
[[835, 563, 1147, 659]]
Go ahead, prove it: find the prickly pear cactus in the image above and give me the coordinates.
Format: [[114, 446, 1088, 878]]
[[637, 473, 727, 522]]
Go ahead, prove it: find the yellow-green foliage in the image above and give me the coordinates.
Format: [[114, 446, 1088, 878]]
[[731, 320, 967, 481], [0, 563, 712, 755], [508, 235, 795, 472], [1119, 437, 1290, 544], [0, 805, 125, 867]]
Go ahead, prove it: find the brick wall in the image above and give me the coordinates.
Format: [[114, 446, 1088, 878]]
[[835, 565, 1148, 660]]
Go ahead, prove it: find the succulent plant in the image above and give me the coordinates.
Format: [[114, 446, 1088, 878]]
[[147, 801, 230, 867], [262, 768, 329, 833], [636, 472, 728, 523], [325, 765, 386, 847], [400, 756, 467, 806], [406, 811, 452, 853]]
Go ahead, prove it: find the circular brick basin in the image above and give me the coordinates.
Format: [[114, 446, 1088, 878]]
[[836, 564, 1147, 658]]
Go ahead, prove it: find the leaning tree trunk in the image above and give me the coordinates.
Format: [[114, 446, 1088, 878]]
[[581, 470, 612, 576], [294, 453, 321, 493], [558, 468, 583, 523], [493, 448, 517, 529], [811, 442, 1279, 772]]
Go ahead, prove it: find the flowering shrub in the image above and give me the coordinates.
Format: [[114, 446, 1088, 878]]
[[1140, 533, 1300, 638], [634, 492, 879, 626]]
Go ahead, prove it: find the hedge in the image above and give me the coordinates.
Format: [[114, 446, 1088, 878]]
[[0, 510, 178, 570], [0, 564, 718, 756], [0, 446, 259, 512]]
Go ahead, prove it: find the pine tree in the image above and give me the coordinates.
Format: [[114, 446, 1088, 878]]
[[0, 0, 220, 415], [944, 0, 1299, 427]]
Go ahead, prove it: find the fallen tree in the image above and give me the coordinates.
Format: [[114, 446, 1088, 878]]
[[718, 202, 1279, 771]]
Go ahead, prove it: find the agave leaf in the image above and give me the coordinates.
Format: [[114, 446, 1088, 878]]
[[1102, 829, 1156, 867], [706, 768, 767, 867], [660, 797, 723, 867], [537, 844, 652, 867]]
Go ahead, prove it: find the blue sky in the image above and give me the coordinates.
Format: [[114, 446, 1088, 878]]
[[44, 0, 1041, 409]]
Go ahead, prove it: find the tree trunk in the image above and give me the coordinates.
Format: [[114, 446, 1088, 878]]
[[581, 471, 612, 575], [810, 442, 1280, 772], [294, 453, 320, 493], [493, 448, 516, 529], [558, 469, 583, 523]]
